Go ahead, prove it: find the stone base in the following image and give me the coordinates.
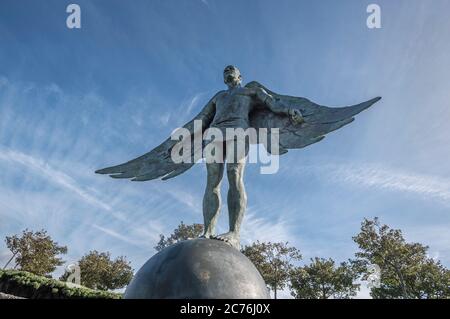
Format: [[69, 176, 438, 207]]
[[124, 238, 270, 299]]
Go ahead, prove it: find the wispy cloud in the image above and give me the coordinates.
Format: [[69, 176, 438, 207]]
[[158, 112, 171, 126], [185, 93, 204, 116], [173, 92, 208, 125], [0, 148, 112, 211], [328, 162, 450, 203], [0, 145, 201, 238], [291, 161, 450, 205], [0, 146, 202, 219], [241, 210, 296, 246], [92, 224, 144, 247]]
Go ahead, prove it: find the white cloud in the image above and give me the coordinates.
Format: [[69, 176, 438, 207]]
[[0, 148, 112, 211], [185, 93, 203, 116], [0, 147, 202, 256], [291, 161, 450, 206], [328, 162, 450, 203], [158, 112, 171, 126], [240, 210, 296, 246], [92, 224, 146, 247]]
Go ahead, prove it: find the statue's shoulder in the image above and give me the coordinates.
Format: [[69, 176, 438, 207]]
[[212, 90, 227, 102], [241, 85, 261, 97]]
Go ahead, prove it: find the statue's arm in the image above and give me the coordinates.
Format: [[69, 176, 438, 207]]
[[254, 88, 304, 123], [254, 87, 289, 115]]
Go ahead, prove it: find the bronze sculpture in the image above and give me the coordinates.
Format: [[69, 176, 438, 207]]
[[96, 65, 380, 250]]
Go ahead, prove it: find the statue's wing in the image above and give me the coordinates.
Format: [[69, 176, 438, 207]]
[[246, 81, 381, 154], [95, 99, 216, 181]]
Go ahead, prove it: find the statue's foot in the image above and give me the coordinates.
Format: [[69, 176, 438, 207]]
[[211, 232, 240, 250], [199, 232, 212, 239]]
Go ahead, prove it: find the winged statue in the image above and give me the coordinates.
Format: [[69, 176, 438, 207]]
[[96, 65, 380, 249]]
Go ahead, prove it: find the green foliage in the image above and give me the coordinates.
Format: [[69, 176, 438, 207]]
[[352, 217, 450, 299], [60, 250, 133, 291], [241, 241, 301, 299], [0, 269, 121, 299], [5, 229, 68, 277], [290, 257, 360, 299], [155, 221, 204, 251]]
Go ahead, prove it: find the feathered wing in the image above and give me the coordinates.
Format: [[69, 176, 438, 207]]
[[95, 99, 215, 181], [246, 81, 381, 154], [96, 82, 380, 181]]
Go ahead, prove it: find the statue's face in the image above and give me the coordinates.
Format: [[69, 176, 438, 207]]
[[223, 65, 242, 87]]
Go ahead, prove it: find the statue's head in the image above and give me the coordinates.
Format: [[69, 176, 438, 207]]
[[223, 65, 242, 88]]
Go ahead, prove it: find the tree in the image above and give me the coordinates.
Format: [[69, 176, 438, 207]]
[[290, 257, 360, 299], [241, 241, 301, 299], [4, 229, 67, 276], [61, 250, 133, 290], [155, 221, 203, 251], [352, 217, 450, 299]]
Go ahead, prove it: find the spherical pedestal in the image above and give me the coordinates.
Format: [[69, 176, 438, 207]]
[[124, 238, 269, 299]]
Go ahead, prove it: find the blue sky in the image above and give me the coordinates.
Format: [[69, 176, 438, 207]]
[[1, 0, 450, 298]]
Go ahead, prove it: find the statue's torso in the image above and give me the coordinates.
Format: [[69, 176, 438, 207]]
[[210, 87, 255, 134]]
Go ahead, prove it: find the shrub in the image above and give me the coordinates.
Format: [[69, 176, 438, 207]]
[[0, 269, 122, 299]]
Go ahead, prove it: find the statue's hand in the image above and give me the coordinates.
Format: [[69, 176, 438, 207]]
[[288, 108, 304, 124]]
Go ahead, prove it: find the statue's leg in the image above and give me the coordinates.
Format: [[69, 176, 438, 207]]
[[213, 139, 248, 249], [201, 161, 224, 238]]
